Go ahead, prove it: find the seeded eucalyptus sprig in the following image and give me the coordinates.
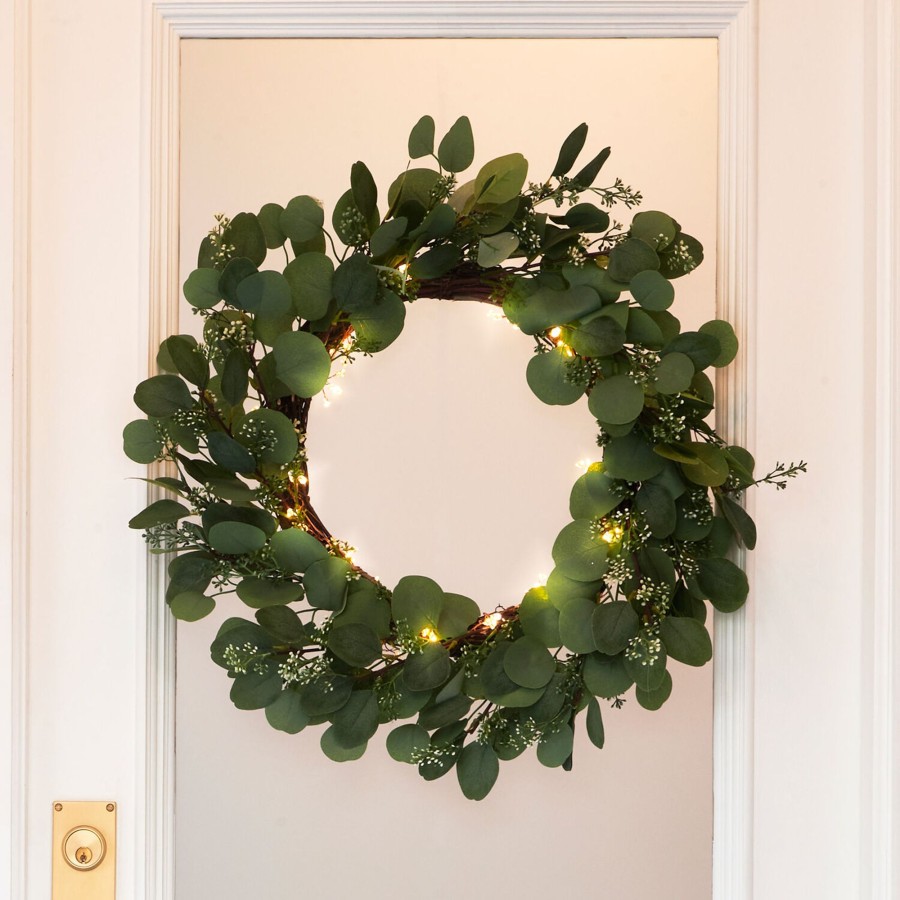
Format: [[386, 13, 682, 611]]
[[125, 116, 802, 800]]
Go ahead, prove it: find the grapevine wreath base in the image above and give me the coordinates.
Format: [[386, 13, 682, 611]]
[[125, 117, 804, 799]]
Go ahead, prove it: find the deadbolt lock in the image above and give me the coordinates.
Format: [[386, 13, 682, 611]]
[[63, 826, 105, 871]]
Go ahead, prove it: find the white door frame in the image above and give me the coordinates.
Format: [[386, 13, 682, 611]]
[[4, 1, 898, 897], [147, 3, 756, 897]]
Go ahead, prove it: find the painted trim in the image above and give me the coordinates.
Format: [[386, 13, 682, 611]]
[[866, 0, 899, 895], [1, 0, 30, 896], [146, 4, 755, 898]]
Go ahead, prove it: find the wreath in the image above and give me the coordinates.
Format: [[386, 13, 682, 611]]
[[125, 117, 805, 800]]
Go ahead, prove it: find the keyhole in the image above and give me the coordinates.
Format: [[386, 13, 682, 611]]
[[77, 847, 92, 865]]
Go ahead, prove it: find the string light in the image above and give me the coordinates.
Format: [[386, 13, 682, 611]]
[[482, 613, 503, 630], [575, 458, 593, 471], [420, 627, 439, 642], [600, 524, 625, 545], [548, 326, 562, 340], [532, 574, 547, 588]]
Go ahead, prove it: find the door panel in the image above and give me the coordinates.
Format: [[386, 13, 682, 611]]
[[175, 37, 717, 899]]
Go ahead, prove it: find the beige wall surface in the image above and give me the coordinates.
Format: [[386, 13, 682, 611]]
[[177, 37, 718, 899]]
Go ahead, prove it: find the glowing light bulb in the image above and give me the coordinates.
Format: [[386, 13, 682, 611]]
[[483, 612, 503, 630], [548, 326, 562, 339], [532, 574, 547, 588], [340, 331, 356, 352], [345, 547, 357, 565], [284, 508, 299, 521], [331, 384, 343, 397], [398, 263, 409, 275], [601, 525, 625, 544], [420, 627, 439, 642], [575, 458, 593, 471]]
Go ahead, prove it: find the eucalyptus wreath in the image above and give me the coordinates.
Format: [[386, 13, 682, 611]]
[[125, 117, 804, 800]]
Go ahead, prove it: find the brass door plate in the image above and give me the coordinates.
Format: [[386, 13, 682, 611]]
[[52, 801, 116, 899]]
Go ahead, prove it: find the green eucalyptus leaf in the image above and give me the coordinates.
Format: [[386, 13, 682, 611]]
[[569, 316, 626, 358], [123, 419, 163, 464], [623, 636, 668, 692], [408, 115, 436, 159], [207, 431, 256, 474], [265, 690, 309, 734], [236, 577, 304, 609], [654, 352, 695, 395], [408, 244, 461, 280], [436, 592, 480, 638], [134, 375, 193, 417], [350, 290, 406, 353], [369, 218, 409, 258], [659, 616, 712, 666], [299, 676, 353, 717], [659, 232, 704, 278], [607, 238, 660, 283], [283, 252, 334, 321], [630, 211, 678, 251], [303, 557, 351, 611], [696, 557, 749, 612], [664, 331, 720, 370], [233, 408, 298, 466], [569, 467, 622, 520], [403, 643, 452, 692], [636, 670, 673, 710], [169, 590, 216, 622], [350, 160, 378, 220], [503, 635, 556, 689], [602, 432, 666, 482], [226, 212, 267, 267], [518, 586, 561, 647], [552, 122, 588, 177], [273, 331, 332, 398], [457, 743, 500, 801], [270, 528, 328, 572], [588, 375, 644, 425], [230, 669, 281, 710], [474, 153, 528, 205], [552, 519, 608, 582], [630, 269, 675, 311], [221, 349, 249, 407], [280, 195, 324, 243], [526, 347, 585, 406], [558, 597, 598, 654], [391, 575, 444, 635], [387, 723, 430, 763], [591, 601, 640, 655], [716, 492, 757, 550], [128, 498, 191, 529], [586, 697, 605, 749], [634, 482, 677, 538], [572, 146, 611, 189], [582, 652, 633, 698], [327, 622, 382, 667], [699, 319, 739, 367], [183, 267, 222, 309], [477, 232, 519, 268], [437, 116, 474, 172], [257, 202, 286, 249], [537, 724, 574, 768], [219, 258, 257, 307], [208, 521, 267, 555], [330, 690, 380, 749]]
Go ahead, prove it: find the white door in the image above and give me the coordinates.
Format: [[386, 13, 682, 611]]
[[4, 2, 897, 899]]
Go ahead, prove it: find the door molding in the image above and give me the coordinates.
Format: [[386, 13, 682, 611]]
[[146, 3, 756, 897], [145, 3, 756, 898]]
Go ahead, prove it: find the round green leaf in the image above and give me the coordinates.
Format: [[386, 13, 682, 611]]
[[351, 291, 406, 353], [123, 419, 163, 464], [602, 432, 666, 482], [681, 443, 730, 487], [273, 331, 332, 398], [408, 115, 435, 159], [320, 727, 368, 762], [327, 622, 382, 667], [303, 556, 351, 610], [537, 725, 574, 768], [330, 690, 380, 749], [636, 670, 673, 710], [582, 652, 634, 698], [207, 431, 256, 474], [299, 676, 353, 717], [552, 519, 608, 582], [699, 319, 739, 367], [280, 195, 324, 243], [473, 153, 528, 204], [623, 637, 668, 692], [630, 210, 678, 251], [265, 690, 309, 734], [183, 267, 222, 309], [696, 557, 749, 612], [664, 331, 720, 370], [438, 116, 475, 173], [518, 586, 561, 647], [436, 592, 480, 639], [659, 616, 712, 666], [545, 569, 603, 609], [588, 375, 644, 425], [569, 467, 622, 519], [402, 643, 452, 692], [503, 635, 556, 689], [457, 743, 500, 801], [236, 577, 304, 609], [257, 202, 286, 249], [391, 575, 444, 635], [134, 374, 193, 417], [283, 252, 334, 321], [387, 723, 430, 763], [233, 408, 298, 466], [128, 498, 190, 529], [558, 597, 598, 654], [607, 238, 660, 283], [630, 269, 674, 311], [169, 590, 216, 622], [654, 351, 695, 395], [208, 521, 267, 555], [270, 528, 328, 572], [592, 601, 640, 655], [526, 347, 585, 406], [569, 315, 626, 358], [226, 212, 267, 267], [230, 669, 281, 710]]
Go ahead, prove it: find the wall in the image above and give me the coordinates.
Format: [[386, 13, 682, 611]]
[[175, 37, 717, 899]]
